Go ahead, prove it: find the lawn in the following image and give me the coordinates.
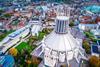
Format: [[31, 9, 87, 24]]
[[16, 42, 36, 53], [15, 42, 38, 67]]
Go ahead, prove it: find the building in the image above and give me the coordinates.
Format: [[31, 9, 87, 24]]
[[31, 0, 66, 3], [91, 40, 100, 57], [91, 29, 100, 36], [36, 5, 49, 19], [78, 16, 99, 31], [31, 16, 86, 67], [83, 5, 100, 13], [0, 55, 15, 67], [29, 16, 42, 36], [79, 24, 98, 31], [0, 25, 30, 53]]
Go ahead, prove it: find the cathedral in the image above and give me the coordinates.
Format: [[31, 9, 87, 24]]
[[31, 16, 86, 67], [31, 5, 86, 67]]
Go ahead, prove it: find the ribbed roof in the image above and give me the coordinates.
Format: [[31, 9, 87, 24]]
[[44, 31, 78, 51]]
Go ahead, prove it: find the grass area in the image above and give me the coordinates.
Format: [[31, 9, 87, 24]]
[[15, 42, 38, 67], [37, 28, 53, 40], [38, 31, 46, 40], [0, 30, 15, 41], [16, 42, 36, 53]]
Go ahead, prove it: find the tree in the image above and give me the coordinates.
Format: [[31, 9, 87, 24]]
[[84, 32, 97, 42], [25, 57, 32, 66], [28, 36, 38, 45], [89, 56, 100, 67], [32, 56, 42, 65], [82, 40, 91, 54], [3, 13, 12, 19], [9, 48, 18, 56], [26, 60, 32, 65], [0, 9, 4, 14], [0, 34, 6, 41], [42, 28, 50, 34], [38, 32, 45, 40], [69, 22, 74, 27]]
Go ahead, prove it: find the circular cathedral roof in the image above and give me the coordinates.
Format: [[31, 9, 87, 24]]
[[44, 31, 79, 52]]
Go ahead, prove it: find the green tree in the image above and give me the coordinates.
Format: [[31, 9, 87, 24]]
[[0, 34, 6, 41], [42, 28, 50, 34], [84, 32, 97, 42], [38, 32, 45, 40], [0, 9, 4, 14], [82, 40, 91, 54], [69, 22, 74, 27], [3, 13, 12, 18]]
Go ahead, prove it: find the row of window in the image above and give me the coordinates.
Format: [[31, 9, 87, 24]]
[[85, 25, 100, 29], [55, 20, 68, 34]]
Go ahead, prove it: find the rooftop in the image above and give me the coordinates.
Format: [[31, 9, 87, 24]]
[[84, 5, 100, 13], [80, 16, 99, 24], [92, 45, 100, 54], [0, 55, 15, 67]]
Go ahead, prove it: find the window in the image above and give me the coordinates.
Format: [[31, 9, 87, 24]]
[[55, 19, 68, 33], [61, 20, 64, 33], [94, 26, 97, 29], [51, 57, 53, 60], [98, 26, 100, 29], [59, 20, 61, 33]]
